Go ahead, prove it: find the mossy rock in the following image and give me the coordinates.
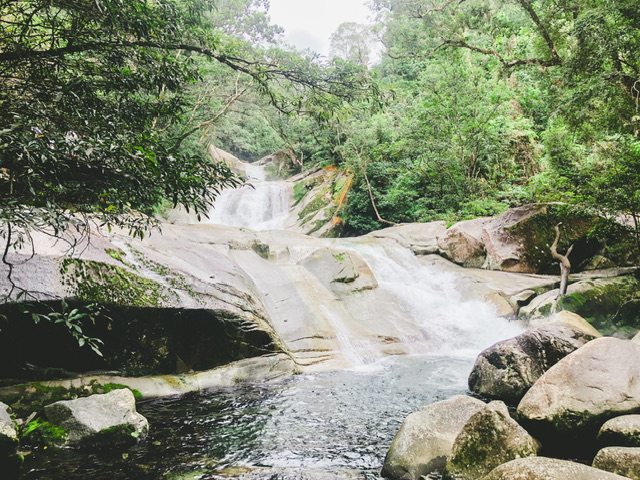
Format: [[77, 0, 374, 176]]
[[558, 275, 640, 335], [506, 205, 601, 274], [0, 382, 142, 418]]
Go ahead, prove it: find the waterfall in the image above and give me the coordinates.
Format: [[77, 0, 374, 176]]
[[208, 163, 292, 230], [340, 241, 523, 358], [205, 159, 522, 369]]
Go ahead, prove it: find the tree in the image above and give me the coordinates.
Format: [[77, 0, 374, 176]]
[[329, 22, 377, 66], [0, 0, 378, 297]]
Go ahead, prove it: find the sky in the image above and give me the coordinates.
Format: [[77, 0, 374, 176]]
[[268, 0, 373, 57]]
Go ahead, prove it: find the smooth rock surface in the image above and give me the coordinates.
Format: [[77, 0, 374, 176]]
[[599, 416, 640, 447], [518, 337, 640, 439], [44, 389, 148, 447], [445, 401, 540, 480], [469, 323, 595, 404], [550, 310, 602, 337], [480, 456, 632, 480], [593, 447, 640, 480], [437, 218, 491, 267], [381, 395, 486, 480]]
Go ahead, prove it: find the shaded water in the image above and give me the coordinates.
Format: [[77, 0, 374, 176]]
[[21, 355, 473, 479]]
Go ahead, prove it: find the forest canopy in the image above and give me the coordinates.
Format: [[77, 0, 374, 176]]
[[0, 0, 375, 257]]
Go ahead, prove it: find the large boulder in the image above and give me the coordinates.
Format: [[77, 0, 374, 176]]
[[468, 323, 595, 405], [481, 204, 604, 273], [518, 337, 640, 452], [593, 447, 640, 480], [444, 401, 540, 480], [599, 416, 640, 447], [44, 389, 149, 448], [437, 218, 491, 268], [381, 395, 486, 480], [479, 457, 632, 480]]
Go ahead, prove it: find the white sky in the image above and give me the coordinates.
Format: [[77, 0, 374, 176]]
[[268, 0, 373, 57]]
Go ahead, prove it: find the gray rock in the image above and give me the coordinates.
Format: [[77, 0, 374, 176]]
[[299, 248, 378, 295], [381, 395, 486, 480], [437, 217, 491, 267], [45, 389, 148, 448], [518, 337, 640, 440], [468, 323, 595, 404], [0, 402, 16, 445], [593, 447, 640, 479], [445, 401, 540, 480], [599, 416, 640, 447], [480, 456, 632, 480]]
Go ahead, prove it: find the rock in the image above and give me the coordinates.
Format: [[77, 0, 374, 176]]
[[593, 447, 640, 479], [381, 395, 486, 480], [437, 217, 492, 267], [599, 416, 640, 447], [44, 389, 149, 448], [550, 310, 602, 337], [482, 204, 606, 274], [366, 221, 448, 255], [480, 457, 632, 480], [0, 402, 17, 446], [0, 402, 21, 478], [518, 337, 640, 452], [298, 248, 378, 295], [445, 401, 540, 480], [468, 323, 595, 405], [633, 331, 640, 345], [483, 291, 516, 318], [482, 204, 549, 272], [519, 276, 640, 336]]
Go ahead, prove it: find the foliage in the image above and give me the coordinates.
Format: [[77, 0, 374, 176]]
[[26, 300, 104, 357]]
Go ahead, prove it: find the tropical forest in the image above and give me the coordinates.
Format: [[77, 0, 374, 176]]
[[1, 1, 640, 479]]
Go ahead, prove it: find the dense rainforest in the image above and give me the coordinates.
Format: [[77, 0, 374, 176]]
[[1, 0, 639, 252]]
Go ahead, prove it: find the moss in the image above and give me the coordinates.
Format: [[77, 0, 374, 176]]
[[105, 248, 127, 264], [61, 258, 168, 307], [95, 383, 143, 401], [22, 418, 68, 447], [299, 187, 331, 220], [558, 276, 640, 334], [250, 241, 270, 260], [81, 423, 139, 448]]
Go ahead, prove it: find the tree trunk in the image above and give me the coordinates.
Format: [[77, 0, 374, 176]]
[[550, 222, 574, 300]]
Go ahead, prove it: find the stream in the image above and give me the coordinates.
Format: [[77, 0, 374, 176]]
[[21, 162, 521, 479]]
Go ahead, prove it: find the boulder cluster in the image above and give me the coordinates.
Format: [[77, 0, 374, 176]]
[[382, 312, 640, 480], [0, 388, 148, 478]]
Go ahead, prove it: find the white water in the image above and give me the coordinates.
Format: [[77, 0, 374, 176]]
[[208, 163, 293, 230], [342, 241, 523, 358]]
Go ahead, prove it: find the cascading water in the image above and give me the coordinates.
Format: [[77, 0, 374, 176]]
[[208, 163, 293, 230], [25, 169, 524, 480]]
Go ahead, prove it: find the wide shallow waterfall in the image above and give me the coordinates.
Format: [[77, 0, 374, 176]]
[[207, 164, 293, 230], [23, 166, 524, 480]]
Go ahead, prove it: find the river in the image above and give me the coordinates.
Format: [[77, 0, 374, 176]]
[[20, 163, 521, 479]]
